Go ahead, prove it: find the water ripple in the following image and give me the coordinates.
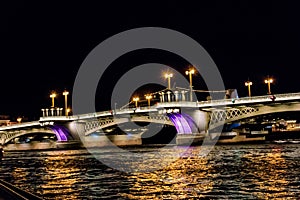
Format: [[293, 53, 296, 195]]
[[0, 144, 299, 199]]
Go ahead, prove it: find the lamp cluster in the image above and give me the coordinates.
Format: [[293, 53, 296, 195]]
[[132, 94, 153, 108], [245, 77, 274, 97], [41, 90, 71, 117], [164, 67, 196, 102]]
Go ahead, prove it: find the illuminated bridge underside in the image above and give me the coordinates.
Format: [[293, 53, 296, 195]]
[[83, 113, 199, 136], [0, 128, 54, 144], [168, 113, 199, 134], [83, 103, 300, 135], [83, 116, 173, 136], [2, 93, 300, 144], [0, 125, 74, 144], [208, 102, 300, 130], [49, 125, 73, 142]]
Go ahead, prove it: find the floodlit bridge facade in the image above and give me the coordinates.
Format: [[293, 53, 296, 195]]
[[1, 92, 300, 146]]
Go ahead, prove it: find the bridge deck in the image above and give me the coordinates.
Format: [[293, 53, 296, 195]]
[[0, 92, 300, 132]]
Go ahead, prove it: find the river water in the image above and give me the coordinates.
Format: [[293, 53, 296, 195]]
[[0, 143, 300, 199]]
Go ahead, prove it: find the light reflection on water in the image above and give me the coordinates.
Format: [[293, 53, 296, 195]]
[[0, 144, 300, 199]]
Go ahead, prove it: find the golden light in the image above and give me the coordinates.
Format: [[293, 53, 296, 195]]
[[67, 108, 71, 115], [133, 97, 139, 107], [145, 95, 152, 100], [145, 94, 152, 108], [17, 117, 22, 123], [245, 81, 252, 86], [185, 68, 195, 101], [164, 73, 173, 78], [245, 81, 253, 97], [50, 93, 56, 98], [264, 78, 273, 84], [264, 77, 274, 94], [165, 73, 173, 89], [50, 93, 57, 108], [63, 90, 69, 116]]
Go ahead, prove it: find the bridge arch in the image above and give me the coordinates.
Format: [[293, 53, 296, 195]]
[[2, 128, 55, 144], [83, 116, 173, 136], [83, 113, 199, 136], [209, 102, 300, 130]]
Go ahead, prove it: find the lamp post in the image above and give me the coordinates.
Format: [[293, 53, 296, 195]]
[[133, 97, 139, 108], [185, 69, 195, 101], [63, 90, 69, 116], [145, 94, 152, 108], [264, 77, 273, 94], [245, 81, 253, 97], [165, 73, 173, 89], [50, 93, 56, 108]]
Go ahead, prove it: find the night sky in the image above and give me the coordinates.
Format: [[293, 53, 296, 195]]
[[1, 1, 300, 120]]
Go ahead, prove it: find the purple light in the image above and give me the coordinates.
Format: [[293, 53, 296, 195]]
[[181, 113, 198, 133], [49, 125, 68, 142], [168, 113, 193, 134], [168, 114, 184, 133], [175, 113, 192, 134]]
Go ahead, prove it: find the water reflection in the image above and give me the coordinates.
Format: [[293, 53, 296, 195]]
[[241, 146, 292, 199], [0, 144, 299, 199], [40, 155, 83, 199], [124, 147, 214, 199]]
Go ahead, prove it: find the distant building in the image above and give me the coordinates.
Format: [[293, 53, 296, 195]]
[[225, 89, 239, 99], [0, 115, 10, 126]]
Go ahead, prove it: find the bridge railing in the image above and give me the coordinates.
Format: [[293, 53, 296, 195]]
[[0, 121, 40, 131], [196, 92, 300, 107], [156, 92, 300, 108], [38, 92, 300, 121]]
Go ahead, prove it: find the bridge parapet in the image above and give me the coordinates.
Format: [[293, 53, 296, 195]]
[[156, 92, 300, 109], [0, 121, 40, 131], [197, 92, 300, 107]]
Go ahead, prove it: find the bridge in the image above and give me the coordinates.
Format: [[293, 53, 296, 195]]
[[1, 92, 300, 147]]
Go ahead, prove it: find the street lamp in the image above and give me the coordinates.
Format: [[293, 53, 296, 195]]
[[133, 97, 139, 108], [264, 77, 273, 94], [185, 68, 195, 101], [17, 117, 22, 123], [63, 90, 69, 116], [164, 73, 173, 89], [50, 93, 56, 108], [245, 81, 253, 97], [145, 94, 152, 108]]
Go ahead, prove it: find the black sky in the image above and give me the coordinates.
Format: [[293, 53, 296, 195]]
[[1, 0, 300, 120]]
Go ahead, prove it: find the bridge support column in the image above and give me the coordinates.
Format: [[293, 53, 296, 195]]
[[174, 109, 209, 145], [174, 91, 179, 102], [45, 109, 49, 117], [41, 109, 45, 117], [192, 109, 209, 133], [181, 91, 186, 101], [167, 91, 171, 102]]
